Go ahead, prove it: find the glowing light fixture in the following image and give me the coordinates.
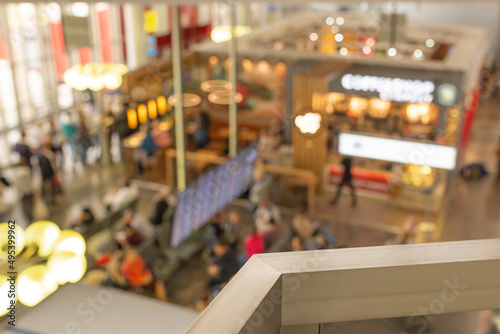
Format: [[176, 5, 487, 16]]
[[210, 25, 252, 43], [25, 221, 61, 257], [331, 26, 340, 34], [295, 112, 322, 135], [144, 10, 159, 34], [326, 17, 334, 25], [309, 33, 319, 42], [208, 90, 243, 105], [335, 33, 344, 42], [201, 80, 232, 93], [348, 97, 368, 116], [366, 37, 376, 47], [47, 252, 87, 284], [339, 47, 348, 56], [425, 39, 435, 48], [167, 93, 202, 108], [157, 96, 167, 115], [64, 63, 128, 91], [413, 49, 424, 60], [52, 230, 86, 256], [18, 265, 58, 307], [336, 17, 345, 25], [362, 46, 373, 55], [208, 56, 218, 66], [148, 100, 158, 120], [71, 3, 89, 17], [387, 47, 397, 57], [368, 98, 391, 118], [127, 109, 138, 129], [138, 104, 148, 124], [0, 275, 13, 316]]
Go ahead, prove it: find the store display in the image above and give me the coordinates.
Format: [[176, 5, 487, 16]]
[[400, 165, 436, 188]]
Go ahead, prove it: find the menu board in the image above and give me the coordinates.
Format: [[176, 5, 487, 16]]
[[171, 146, 258, 247]]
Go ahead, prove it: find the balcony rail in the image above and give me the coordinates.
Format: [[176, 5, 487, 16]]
[[186, 238, 500, 333]]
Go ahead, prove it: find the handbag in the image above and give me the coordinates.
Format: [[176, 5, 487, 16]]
[[52, 176, 63, 194]]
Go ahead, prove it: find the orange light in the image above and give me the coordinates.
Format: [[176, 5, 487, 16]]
[[127, 109, 138, 129], [157, 96, 167, 115], [208, 56, 218, 67], [138, 104, 148, 124], [366, 37, 376, 47], [148, 100, 158, 120], [275, 62, 287, 75]]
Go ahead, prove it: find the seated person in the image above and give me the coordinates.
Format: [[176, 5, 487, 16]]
[[121, 247, 167, 301], [244, 225, 264, 261], [263, 218, 280, 251], [123, 208, 154, 240], [254, 200, 281, 233], [150, 188, 170, 226], [207, 237, 239, 291], [104, 180, 139, 212], [292, 209, 317, 240], [72, 207, 96, 234], [115, 223, 143, 248]]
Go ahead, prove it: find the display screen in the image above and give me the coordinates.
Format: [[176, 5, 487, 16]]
[[171, 146, 259, 247], [338, 132, 457, 170]]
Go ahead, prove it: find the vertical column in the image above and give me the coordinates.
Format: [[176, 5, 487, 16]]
[[228, 3, 238, 157], [172, 5, 186, 191], [122, 4, 147, 71]]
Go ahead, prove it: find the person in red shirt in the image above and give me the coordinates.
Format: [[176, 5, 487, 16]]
[[244, 225, 264, 261]]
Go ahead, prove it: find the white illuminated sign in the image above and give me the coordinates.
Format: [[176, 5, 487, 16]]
[[338, 132, 457, 170], [295, 112, 322, 134], [340, 74, 435, 103]]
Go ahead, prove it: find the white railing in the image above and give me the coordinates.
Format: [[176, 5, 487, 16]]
[[186, 239, 500, 334]]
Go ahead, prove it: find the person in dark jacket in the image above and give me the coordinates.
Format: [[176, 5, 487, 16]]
[[14, 132, 33, 170], [38, 144, 56, 205], [150, 190, 169, 226], [207, 237, 239, 291], [330, 156, 357, 206]]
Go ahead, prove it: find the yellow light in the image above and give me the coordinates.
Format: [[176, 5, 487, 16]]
[[275, 62, 287, 75], [0, 222, 26, 258], [25, 221, 61, 257], [127, 109, 138, 129], [18, 265, 58, 307], [257, 60, 270, 72], [208, 56, 218, 67], [138, 104, 148, 124], [103, 72, 122, 90], [64, 65, 87, 91], [368, 98, 391, 118], [200, 80, 232, 93], [422, 166, 432, 175], [207, 90, 243, 105], [157, 96, 167, 115], [242, 59, 253, 72], [144, 10, 159, 34], [167, 93, 201, 108], [0, 275, 15, 316], [210, 25, 252, 43], [47, 252, 87, 284], [52, 230, 86, 256], [348, 97, 368, 116], [148, 100, 158, 120]]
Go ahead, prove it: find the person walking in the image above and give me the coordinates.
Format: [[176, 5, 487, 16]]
[[14, 132, 33, 171], [329, 156, 357, 206], [38, 144, 56, 205], [14, 158, 34, 222]]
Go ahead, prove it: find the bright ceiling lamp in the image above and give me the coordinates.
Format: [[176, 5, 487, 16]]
[[167, 93, 202, 108], [47, 252, 87, 284], [295, 112, 322, 135], [201, 80, 232, 93], [18, 265, 58, 307], [127, 108, 138, 129], [25, 221, 61, 257], [207, 90, 243, 105], [64, 62, 128, 91], [211, 25, 252, 43], [52, 230, 86, 256]]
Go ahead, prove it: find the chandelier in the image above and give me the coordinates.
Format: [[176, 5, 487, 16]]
[[64, 62, 129, 91], [0, 221, 87, 314]]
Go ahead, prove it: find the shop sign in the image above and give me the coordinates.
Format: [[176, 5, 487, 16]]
[[326, 165, 393, 196], [340, 74, 435, 103], [339, 132, 457, 170]]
